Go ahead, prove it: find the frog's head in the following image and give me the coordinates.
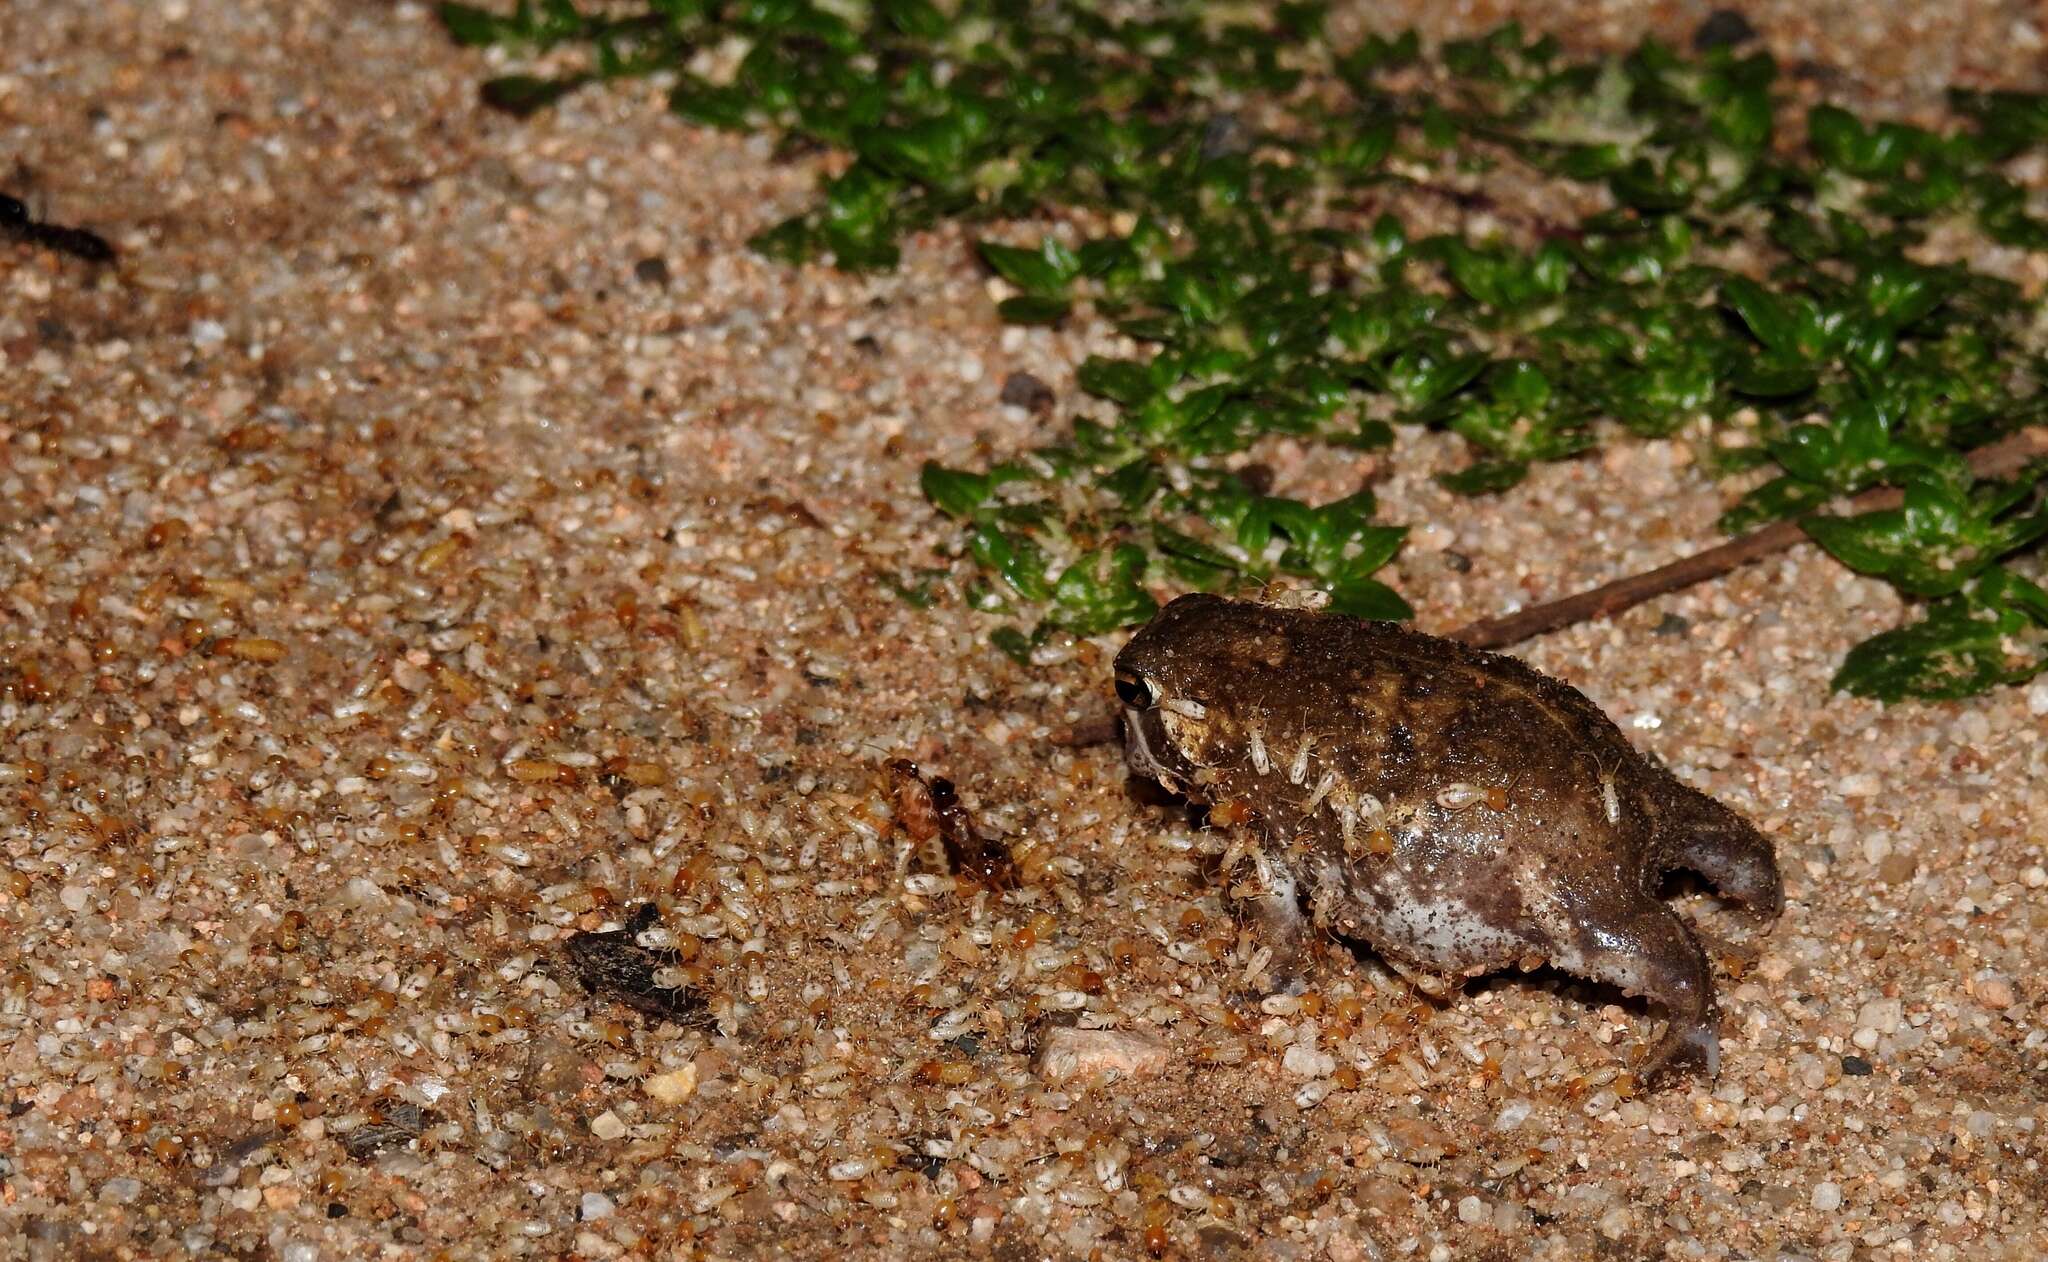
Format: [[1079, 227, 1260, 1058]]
[[1113, 594, 1255, 799]]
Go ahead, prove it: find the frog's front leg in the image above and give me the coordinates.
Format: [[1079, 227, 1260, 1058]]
[[1234, 845, 1311, 995]]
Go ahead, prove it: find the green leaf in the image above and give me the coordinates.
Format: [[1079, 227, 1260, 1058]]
[[1833, 571, 2048, 701], [989, 625, 1034, 664], [1720, 276, 1799, 356], [970, 525, 1050, 602], [1372, 342, 1488, 411], [1076, 357, 1156, 406], [1152, 524, 1240, 582], [439, 2, 513, 45], [979, 237, 1079, 296], [996, 295, 1071, 325], [921, 463, 991, 518], [1804, 473, 2048, 597], [1047, 544, 1157, 635], [1326, 577, 1414, 621], [1719, 475, 1832, 532]]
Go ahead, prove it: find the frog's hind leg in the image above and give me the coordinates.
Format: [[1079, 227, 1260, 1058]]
[[1557, 896, 1721, 1079], [1657, 780, 1784, 919]]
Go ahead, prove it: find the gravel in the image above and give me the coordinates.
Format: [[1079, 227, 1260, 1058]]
[[1, 1, 2044, 1259]]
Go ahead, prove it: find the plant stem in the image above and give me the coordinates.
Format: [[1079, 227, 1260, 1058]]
[[1448, 425, 2048, 650]]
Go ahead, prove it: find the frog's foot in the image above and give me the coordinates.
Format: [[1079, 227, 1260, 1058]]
[[1660, 786, 1784, 920], [1560, 897, 1720, 1082]]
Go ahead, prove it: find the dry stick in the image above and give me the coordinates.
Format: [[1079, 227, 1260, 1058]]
[[1449, 425, 2048, 651]]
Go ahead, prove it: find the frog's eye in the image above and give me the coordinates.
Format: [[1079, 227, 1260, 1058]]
[[1114, 674, 1150, 707]]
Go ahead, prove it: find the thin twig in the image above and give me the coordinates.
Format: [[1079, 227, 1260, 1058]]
[[1448, 425, 2048, 650]]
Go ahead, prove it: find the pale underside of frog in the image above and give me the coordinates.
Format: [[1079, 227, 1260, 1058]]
[[1115, 594, 1785, 1078]]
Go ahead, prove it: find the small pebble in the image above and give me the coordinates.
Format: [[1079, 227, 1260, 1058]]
[[589, 1111, 627, 1141], [999, 370, 1055, 414], [644, 1064, 699, 1105], [1456, 1195, 1487, 1224], [1974, 975, 2016, 1009], [1811, 1181, 1843, 1212], [1857, 997, 1902, 1035], [1839, 1055, 1872, 1077], [632, 256, 670, 287], [581, 1192, 616, 1221], [100, 1177, 143, 1204], [1382, 1116, 1453, 1163], [1034, 1027, 1170, 1083]]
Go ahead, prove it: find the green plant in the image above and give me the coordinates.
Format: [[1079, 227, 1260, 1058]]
[[441, 2, 2048, 700]]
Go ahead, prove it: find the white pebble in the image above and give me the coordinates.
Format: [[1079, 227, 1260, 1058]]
[[644, 1064, 698, 1105], [100, 1177, 143, 1204], [1811, 1181, 1843, 1212], [589, 1111, 627, 1140], [580, 1192, 616, 1221], [1457, 1195, 1487, 1223], [1857, 997, 1902, 1035], [1034, 1027, 1171, 1083]]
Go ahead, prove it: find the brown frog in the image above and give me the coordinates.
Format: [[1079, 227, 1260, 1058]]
[[1114, 593, 1783, 1076]]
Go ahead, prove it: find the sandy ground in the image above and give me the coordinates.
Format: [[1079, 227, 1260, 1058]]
[[2, 1, 2045, 1259]]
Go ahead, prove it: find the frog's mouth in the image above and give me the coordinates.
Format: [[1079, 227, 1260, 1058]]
[[1118, 677, 1204, 801]]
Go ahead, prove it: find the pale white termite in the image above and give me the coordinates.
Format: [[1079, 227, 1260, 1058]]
[[1246, 723, 1272, 775], [1287, 733, 1315, 786], [1303, 768, 1340, 812], [1436, 782, 1489, 811]]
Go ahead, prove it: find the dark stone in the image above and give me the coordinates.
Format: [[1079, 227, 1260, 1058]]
[[1441, 549, 1472, 574], [564, 904, 715, 1027], [1654, 612, 1692, 637], [852, 334, 882, 356], [999, 370, 1055, 414], [633, 256, 671, 287], [1841, 1054, 1873, 1076], [1693, 9, 1758, 51]]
